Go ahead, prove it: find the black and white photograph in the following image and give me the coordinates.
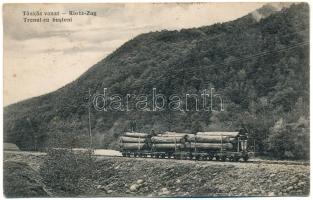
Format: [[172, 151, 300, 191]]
[[2, 1, 310, 198]]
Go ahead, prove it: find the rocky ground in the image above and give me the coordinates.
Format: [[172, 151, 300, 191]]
[[93, 157, 310, 197], [4, 151, 310, 197], [3, 160, 49, 197], [3, 152, 49, 198]]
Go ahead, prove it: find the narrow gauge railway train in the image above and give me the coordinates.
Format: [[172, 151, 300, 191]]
[[119, 130, 249, 161]]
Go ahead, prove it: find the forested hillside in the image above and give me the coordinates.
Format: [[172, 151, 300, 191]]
[[4, 3, 309, 159]]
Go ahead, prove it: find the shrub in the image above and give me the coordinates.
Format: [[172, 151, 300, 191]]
[[39, 148, 97, 196], [267, 118, 310, 160]]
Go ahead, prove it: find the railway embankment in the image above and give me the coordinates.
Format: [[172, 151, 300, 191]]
[[93, 156, 310, 197], [4, 151, 310, 197]]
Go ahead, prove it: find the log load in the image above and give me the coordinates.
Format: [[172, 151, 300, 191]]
[[120, 143, 146, 150], [124, 132, 150, 138], [158, 132, 194, 138], [188, 143, 233, 150], [120, 136, 146, 143], [196, 132, 239, 137], [151, 136, 186, 143], [152, 143, 185, 149], [187, 135, 235, 143]]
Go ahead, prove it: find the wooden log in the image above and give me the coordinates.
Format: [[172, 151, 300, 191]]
[[120, 136, 146, 143], [188, 143, 233, 150], [152, 143, 184, 149], [196, 132, 239, 137], [124, 132, 149, 138], [120, 143, 146, 150], [158, 132, 194, 138], [187, 135, 231, 143], [151, 136, 185, 143]]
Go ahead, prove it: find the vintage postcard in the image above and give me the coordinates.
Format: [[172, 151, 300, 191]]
[[3, 2, 310, 198]]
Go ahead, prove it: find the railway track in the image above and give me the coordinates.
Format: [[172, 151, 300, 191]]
[[93, 153, 310, 166], [5, 150, 309, 166]]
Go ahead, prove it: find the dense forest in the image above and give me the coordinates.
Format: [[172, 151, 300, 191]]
[[4, 3, 309, 159]]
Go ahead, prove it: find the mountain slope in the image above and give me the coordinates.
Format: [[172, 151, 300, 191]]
[[4, 3, 309, 159]]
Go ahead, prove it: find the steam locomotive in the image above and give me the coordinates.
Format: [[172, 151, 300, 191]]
[[119, 130, 249, 161]]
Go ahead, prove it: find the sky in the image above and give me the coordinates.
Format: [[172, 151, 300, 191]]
[[3, 3, 266, 106]]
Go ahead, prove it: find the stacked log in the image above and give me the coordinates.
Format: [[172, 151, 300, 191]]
[[187, 135, 233, 143], [188, 143, 233, 150], [186, 132, 239, 151], [119, 132, 149, 150], [124, 132, 149, 138], [158, 131, 194, 138], [120, 136, 146, 143], [196, 132, 239, 137], [151, 136, 186, 143], [151, 132, 187, 150], [121, 143, 146, 150], [152, 143, 185, 149]]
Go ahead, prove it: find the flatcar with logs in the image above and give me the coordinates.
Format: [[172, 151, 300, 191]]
[[119, 130, 249, 161]]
